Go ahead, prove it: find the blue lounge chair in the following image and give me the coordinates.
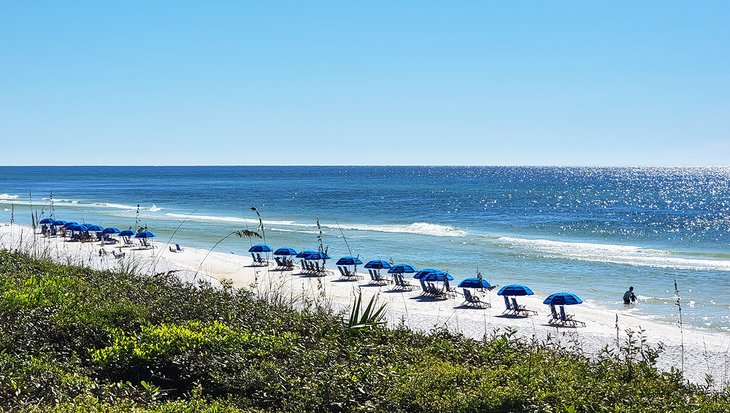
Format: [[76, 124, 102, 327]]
[[511, 297, 537, 316], [560, 306, 585, 327], [463, 289, 489, 308], [548, 304, 559, 324], [502, 296, 513, 314], [392, 273, 415, 291]]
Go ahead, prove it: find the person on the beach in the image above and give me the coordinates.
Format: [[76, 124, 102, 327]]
[[623, 286, 636, 304]]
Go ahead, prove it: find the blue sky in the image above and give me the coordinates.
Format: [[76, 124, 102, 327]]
[[1, 1, 728, 166]]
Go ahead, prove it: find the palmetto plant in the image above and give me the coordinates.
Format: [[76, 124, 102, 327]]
[[348, 291, 387, 332]]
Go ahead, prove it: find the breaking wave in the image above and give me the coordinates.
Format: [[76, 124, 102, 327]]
[[163, 213, 466, 237], [496, 237, 730, 272]]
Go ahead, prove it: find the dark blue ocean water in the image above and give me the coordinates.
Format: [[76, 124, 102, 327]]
[[1, 166, 729, 330]]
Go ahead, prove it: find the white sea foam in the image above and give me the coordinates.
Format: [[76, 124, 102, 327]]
[[496, 236, 730, 272], [331, 222, 467, 237], [0, 194, 19, 200], [0, 198, 144, 211], [164, 213, 466, 237], [149, 204, 162, 212], [164, 213, 279, 226], [93, 202, 139, 210], [42, 198, 81, 204], [269, 228, 321, 235]]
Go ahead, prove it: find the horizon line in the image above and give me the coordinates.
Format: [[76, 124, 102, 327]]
[[1, 164, 729, 168]]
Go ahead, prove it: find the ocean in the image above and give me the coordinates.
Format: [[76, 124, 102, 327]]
[[1, 166, 728, 330]]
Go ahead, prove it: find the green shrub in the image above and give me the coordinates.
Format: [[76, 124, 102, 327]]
[[1, 250, 728, 412]]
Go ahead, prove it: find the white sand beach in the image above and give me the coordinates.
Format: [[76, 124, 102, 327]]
[[1, 222, 728, 387]]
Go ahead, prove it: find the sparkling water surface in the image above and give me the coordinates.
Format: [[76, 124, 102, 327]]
[[1, 166, 729, 330]]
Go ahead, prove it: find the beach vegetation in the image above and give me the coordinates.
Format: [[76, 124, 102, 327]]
[[0, 250, 728, 412]]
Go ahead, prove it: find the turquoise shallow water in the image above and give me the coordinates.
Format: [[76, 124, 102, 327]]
[[1, 166, 729, 330]]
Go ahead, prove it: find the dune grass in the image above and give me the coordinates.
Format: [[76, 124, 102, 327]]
[[0, 250, 728, 412]]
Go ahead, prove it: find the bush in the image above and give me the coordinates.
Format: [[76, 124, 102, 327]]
[[1, 250, 728, 412]]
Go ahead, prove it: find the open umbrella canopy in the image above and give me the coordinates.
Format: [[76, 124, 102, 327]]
[[39, 218, 55, 224], [336, 256, 363, 266], [102, 227, 121, 234], [422, 271, 454, 282], [248, 244, 272, 253], [62, 222, 79, 229], [296, 250, 317, 259], [119, 229, 136, 237], [458, 277, 492, 289], [364, 259, 392, 269], [498, 284, 534, 296], [67, 223, 88, 231], [135, 230, 156, 239], [543, 292, 583, 306], [305, 252, 331, 261], [274, 247, 298, 256], [85, 224, 104, 232], [413, 268, 440, 279], [388, 263, 417, 274], [52, 219, 67, 226]]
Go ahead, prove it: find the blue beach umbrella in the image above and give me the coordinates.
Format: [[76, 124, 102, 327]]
[[274, 247, 298, 256], [364, 259, 392, 270], [248, 244, 272, 253], [102, 227, 121, 234], [296, 250, 317, 259], [497, 284, 534, 296], [458, 278, 492, 289], [135, 230, 156, 238], [85, 224, 104, 232], [413, 268, 440, 279], [543, 292, 583, 306], [388, 263, 417, 274], [39, 218, 55, 224], [63, 222, 79, 229], [336, 256, 363, 266], [67, 223, 88, 231], [119, 229, 136, 237], [52, 219, 67, 226], [422, 271, 454, 282]]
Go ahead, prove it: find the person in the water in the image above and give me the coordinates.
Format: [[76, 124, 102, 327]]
[[623, 286, 637, 304]]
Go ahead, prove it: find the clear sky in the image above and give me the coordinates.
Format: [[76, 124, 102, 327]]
[[1, 1, 728, 166]]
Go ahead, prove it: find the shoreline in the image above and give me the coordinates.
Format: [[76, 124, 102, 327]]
[[1, 222, 728, 387]]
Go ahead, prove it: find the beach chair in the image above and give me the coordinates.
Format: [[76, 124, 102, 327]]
[[502, 296, 513, 314], [285, 258, 294, 271], [392, 273, 416, 291], [251, 253, 267, 266], [548, 305, 560, 324], [463, 289, 489, 308], [427, 282, 446, 299], [369, 269, 389, 285], [419, 280, 428, 295], [169, 243, 183, 253], [443, 279, 457, 298], [341, 266, 360, 280], [511, 297, 537, 317], [560, 306, 586, 327], [314, 261, 324, 276]]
